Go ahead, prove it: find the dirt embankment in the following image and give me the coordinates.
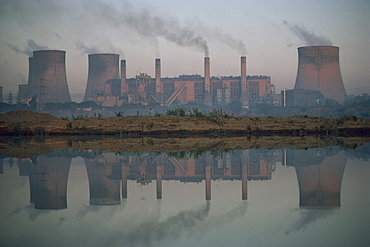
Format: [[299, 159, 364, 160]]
[[0, 110, 369, 137]]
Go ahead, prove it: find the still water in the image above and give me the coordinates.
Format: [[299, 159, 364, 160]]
[[0, 144, 369, 247]]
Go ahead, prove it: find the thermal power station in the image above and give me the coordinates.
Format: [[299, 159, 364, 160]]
[[84, 53, 120, 101], [98, 55, 273, 107], [26, 50, 71, 104], [294, 46, 346, 104]]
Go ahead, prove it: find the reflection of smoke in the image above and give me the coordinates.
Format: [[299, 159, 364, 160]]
[[7, 39, 50, 56], [119, 201, 247, 246], [124, 202, 210, 246], [283, 20, 333, 46], [285, 209, 335, 234], [83, 0, 209, 56]]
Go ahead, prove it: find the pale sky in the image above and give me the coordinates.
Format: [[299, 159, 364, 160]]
[[0, 0, 369, 102]]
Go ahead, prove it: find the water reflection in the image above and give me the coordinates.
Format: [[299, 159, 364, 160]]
[[1, 146, 360, 210], [284, 147, 347, 208], [1, 143, 369, 247]]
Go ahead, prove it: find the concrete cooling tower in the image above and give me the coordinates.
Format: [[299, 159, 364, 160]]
[[84, 53, 120, 101], [27, 50, 71, 103], [294, 46, 346, 104]]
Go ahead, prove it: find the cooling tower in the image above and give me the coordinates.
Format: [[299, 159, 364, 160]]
[[240, 56, 248, 105], [84, 53, 119, 101], [27, 50, 71, 103], [294, 46, 346, 103]]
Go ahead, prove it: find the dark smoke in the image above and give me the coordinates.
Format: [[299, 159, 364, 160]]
[[283, 20, 333, 46], [83, 0, 209, 56], [7, 39, 49, 56]]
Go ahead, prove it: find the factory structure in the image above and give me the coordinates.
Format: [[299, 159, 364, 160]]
[[84, 54, 273, 107], [14, 45, 347, 108]]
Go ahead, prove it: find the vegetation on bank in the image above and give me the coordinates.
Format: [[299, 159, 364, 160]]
[[0, 108, 368, 138]]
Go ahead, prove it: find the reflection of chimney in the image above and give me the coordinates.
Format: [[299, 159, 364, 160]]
[[242, 163, 248, 200], [156, 164, 163, 199], [0, 159, 3, 174], [121, 164, 128, 199], [204, 57, 212, 106], [240, 56, 248, 106], [205, 156, 212, 200], [120, 60, 127, 96], [155, 58, 162, 102]]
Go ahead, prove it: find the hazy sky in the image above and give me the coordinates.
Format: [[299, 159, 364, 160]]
[[0, 0, 369, 102]]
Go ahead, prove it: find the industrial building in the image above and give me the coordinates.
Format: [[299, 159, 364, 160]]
[[88, 55, 273, 107]]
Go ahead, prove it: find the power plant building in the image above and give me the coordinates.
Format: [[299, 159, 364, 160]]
[[93, 56, 273, 107]]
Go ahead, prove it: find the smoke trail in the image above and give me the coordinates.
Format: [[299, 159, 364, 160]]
[[75, 39, 102, 54], [83, 0, 209, 56], [283, 20, 333, 46], [7, 39, 49, 56], [190, 19, 247, 55]]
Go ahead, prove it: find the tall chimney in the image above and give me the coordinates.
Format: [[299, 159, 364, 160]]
[[155, 58, 162, 102], [240, 56, 248, 106], [120, 60, 127, 97], [204, 57, 212, 106], [294, 46, 346, 104]]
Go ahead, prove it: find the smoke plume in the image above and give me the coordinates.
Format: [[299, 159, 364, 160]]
[[190, 19, 247, 55], [75, 39, 102, 54], [83, 0, 209, 56], [283, 20, 333, 46], [7, 39, 50, 56]]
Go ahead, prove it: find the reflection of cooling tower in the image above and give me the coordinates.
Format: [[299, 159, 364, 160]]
[[294, 46, 346, 103], [27, 50, 71, 103], [28, 156, 72, 209], [85, 158, 121, 205], [84, 54, 119, 101], [290, 149, 347, 208]]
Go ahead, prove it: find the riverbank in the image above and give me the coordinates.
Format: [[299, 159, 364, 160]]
[[0, 110, 369, 137]]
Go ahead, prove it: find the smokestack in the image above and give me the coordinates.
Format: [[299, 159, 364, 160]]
[[27, 50, 71, 104], [240, 56, 248, 105], [120, 60, 127, 97], [155, 58, 162, 102], [84, 53, 119, 101], [204, 57, 212, 106], [294, 46, 346, 104]]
